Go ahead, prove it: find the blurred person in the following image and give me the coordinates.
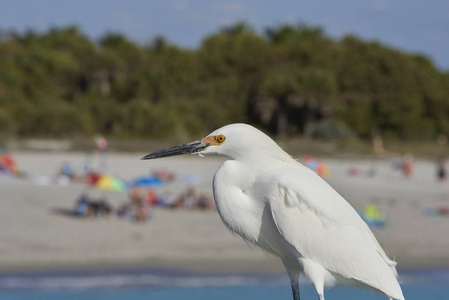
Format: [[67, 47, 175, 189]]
[[130, 187, 150, 222], [183, 187, 196, 210], [134, 198, 148, 223], [75, 193, 111, 218], [59, 161, 76, 180], [197, 193, 212, 210], [146, 188, 158, 206], [437, 157, 447, 182], [402, 153, 414, 179], [117, 203, 131, 219], [372, 134, 399, 158], [0, 150, 20, 175], [152, 167, 176, 182], [88, 196, 112, 218], [94, 134, 108, 172], [75, 193, 90, 216], [161, 192, 179, 209], [363, 202, 386, 228]]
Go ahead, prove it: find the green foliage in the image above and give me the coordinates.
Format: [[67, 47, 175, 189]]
[[0, 24, 448, 141], [261, 65, 336, 101], [0, 108, 16, 134]]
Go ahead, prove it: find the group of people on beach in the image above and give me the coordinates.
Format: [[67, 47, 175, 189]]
[[75, 186, 213, 223], [397, 154, 447, 182], [75, 193, 112, 218], [74, 189, 152, 223]]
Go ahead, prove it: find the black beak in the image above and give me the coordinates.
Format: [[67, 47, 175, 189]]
[[141, 140, 210, 160]]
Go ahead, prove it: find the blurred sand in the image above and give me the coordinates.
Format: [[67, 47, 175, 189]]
[[1, 151, 449, 274]]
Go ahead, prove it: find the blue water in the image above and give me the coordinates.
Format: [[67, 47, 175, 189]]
[[0, 268, 447, 300]]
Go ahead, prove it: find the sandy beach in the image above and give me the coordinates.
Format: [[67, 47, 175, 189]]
[[1, 151, 449, 274]]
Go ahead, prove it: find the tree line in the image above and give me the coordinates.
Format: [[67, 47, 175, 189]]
[[0, 23, 448, 141]]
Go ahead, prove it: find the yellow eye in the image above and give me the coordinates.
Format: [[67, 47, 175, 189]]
[[216, 135, 226, 143]]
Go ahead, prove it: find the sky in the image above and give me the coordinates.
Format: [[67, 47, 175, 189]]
[[1, 0, 448, 70]]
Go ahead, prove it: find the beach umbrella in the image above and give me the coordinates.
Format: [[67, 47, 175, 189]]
[[302, 156, 331, 178], [95, 174, 128, 191], [130, 176, 164, 188]]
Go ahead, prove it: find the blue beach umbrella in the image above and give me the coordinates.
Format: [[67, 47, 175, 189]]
[[130, 176, 164, 187]]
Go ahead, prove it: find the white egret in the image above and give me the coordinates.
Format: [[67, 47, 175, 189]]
[[142, 123, 404, 300]]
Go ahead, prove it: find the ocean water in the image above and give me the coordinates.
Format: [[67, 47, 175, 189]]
[[0, 268, 447, 300]]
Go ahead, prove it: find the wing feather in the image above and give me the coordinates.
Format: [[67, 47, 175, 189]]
[[255, 163, 403, 299]]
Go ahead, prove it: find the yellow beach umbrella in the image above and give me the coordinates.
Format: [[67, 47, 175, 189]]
[[95, 175, 127, 191]]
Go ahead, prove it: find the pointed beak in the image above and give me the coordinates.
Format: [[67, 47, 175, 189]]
[[141, 139, 210, 160]]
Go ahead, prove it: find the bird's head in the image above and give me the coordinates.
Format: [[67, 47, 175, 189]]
[[142, 123, 293, 164]]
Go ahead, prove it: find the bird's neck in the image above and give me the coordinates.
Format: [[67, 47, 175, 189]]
[[215, 155, 290, 195], [239, 152, 295, 177], [212, 160, 265, 244]]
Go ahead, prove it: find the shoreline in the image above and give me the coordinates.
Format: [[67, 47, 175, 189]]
[[1, 257, 449, 277]]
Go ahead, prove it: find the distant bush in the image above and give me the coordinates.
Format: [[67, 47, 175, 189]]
[[311, 120, 356, 140]]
